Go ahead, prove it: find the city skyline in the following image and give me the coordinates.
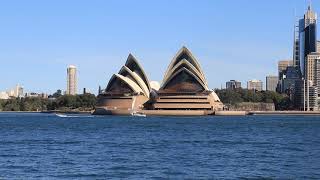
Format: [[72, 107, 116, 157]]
[[0, 0, 318, 94]]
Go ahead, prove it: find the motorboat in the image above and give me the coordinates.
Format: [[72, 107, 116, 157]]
[[131, 111, 146, 117], [55, 113, 68, 118]]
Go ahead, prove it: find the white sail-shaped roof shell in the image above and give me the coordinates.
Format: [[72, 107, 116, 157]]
[[163, 59, 208, 88], [119, 66, 150, 98], [125, 54, 151, 92], [161, 67, 208, 91], [106, 74, 144, 94]]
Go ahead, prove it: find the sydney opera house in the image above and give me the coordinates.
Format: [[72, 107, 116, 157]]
[[94, 47, 223, 116]]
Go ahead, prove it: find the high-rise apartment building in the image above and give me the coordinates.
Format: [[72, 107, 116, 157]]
[[67, 65, 77, 95], [226, 80, 241, 90], [266, 76, 278, 92], [247, 80, 263, 91]]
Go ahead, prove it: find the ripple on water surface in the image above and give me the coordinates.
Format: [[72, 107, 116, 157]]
[[0, 113, 320, 179]]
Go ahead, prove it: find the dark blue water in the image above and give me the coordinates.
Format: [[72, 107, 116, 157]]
[[0, 113, 320, 179]]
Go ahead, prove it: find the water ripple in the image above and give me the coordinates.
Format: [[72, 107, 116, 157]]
[[0, 114, 319, 179]]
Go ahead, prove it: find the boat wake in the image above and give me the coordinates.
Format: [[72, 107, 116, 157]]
[[55, 114, 94, 118]]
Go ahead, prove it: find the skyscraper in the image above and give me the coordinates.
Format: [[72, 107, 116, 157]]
[[266, 76, 278, 92], [67, 65, 77, 95], [299, 4, 317, 76]]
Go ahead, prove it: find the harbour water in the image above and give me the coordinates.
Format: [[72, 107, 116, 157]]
[[0, 113, 320, 179]]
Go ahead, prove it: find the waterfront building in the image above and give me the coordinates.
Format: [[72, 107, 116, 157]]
[[94, 47, 223, 115], [67, 65, 77, 95], [95, 54, 151, 115], [266, 76, 278, 92], [226, 80, 241, 90], [295, 80, 318, 111], [152, 47, 223, 113], [315, 56, 320, 95], [305, 53, 320, 87], [247, 80, 263, 91]]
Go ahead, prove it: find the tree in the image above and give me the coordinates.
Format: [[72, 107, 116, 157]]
[[215, 88, 293, 110]]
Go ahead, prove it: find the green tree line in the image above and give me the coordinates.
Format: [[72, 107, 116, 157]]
[[0, 94, 97, 112], [215, 89, 294, 110]]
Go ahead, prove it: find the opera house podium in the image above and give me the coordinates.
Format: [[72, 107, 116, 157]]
[[93, 47, 223, 116]]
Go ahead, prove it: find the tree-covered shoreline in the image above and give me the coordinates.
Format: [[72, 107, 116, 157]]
[[215, 89, 294, 110], [0, 94, 96, 112]]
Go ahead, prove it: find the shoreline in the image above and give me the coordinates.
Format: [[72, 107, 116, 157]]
[[0, 110, 320, 116], [0, 111, 92, 114]]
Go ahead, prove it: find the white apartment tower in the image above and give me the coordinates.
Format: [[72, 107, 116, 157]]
[[67, 65, 77, 95]]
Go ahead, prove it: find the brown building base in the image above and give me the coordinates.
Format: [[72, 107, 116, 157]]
[[93, 107, 214, 116]]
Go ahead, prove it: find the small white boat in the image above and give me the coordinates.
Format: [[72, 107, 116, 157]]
[[131, 111, 146, 117], [55, 113, 68, 118]]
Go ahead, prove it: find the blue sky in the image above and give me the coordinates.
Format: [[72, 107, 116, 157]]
[[0, 0, 318, 94]]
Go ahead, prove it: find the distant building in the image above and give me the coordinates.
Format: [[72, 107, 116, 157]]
[[25, 92, 48, 98], [305, 53, 320, 90], [278, 60, 293, 80], [2, 84, 24, 98], [226, 80, 241, 90], [299, 4, 317, 77], [25, 92, 39, 98], [266, 76, 278, 92], [293, 3, 319, 111], [98, 86, 102, 94], [247, 80, 263, 91], [67, 65, 77, 95], [295, 80, 318, 111], [278, 66, 301, 101], [0, 92, 9, 100], [15, 84, 24, 97]]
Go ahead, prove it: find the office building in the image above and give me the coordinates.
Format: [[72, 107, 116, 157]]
[[67, 65, 77, 95], [226, 80, 241, 90], [278, 60, 293, 79], [279, 66, 301, 96], [266, 76, 278, 92], [305, 53, 320, 87], [299, 4, 317, 76], [295, 79, 318, 111], [247, 80, 263, 91]]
